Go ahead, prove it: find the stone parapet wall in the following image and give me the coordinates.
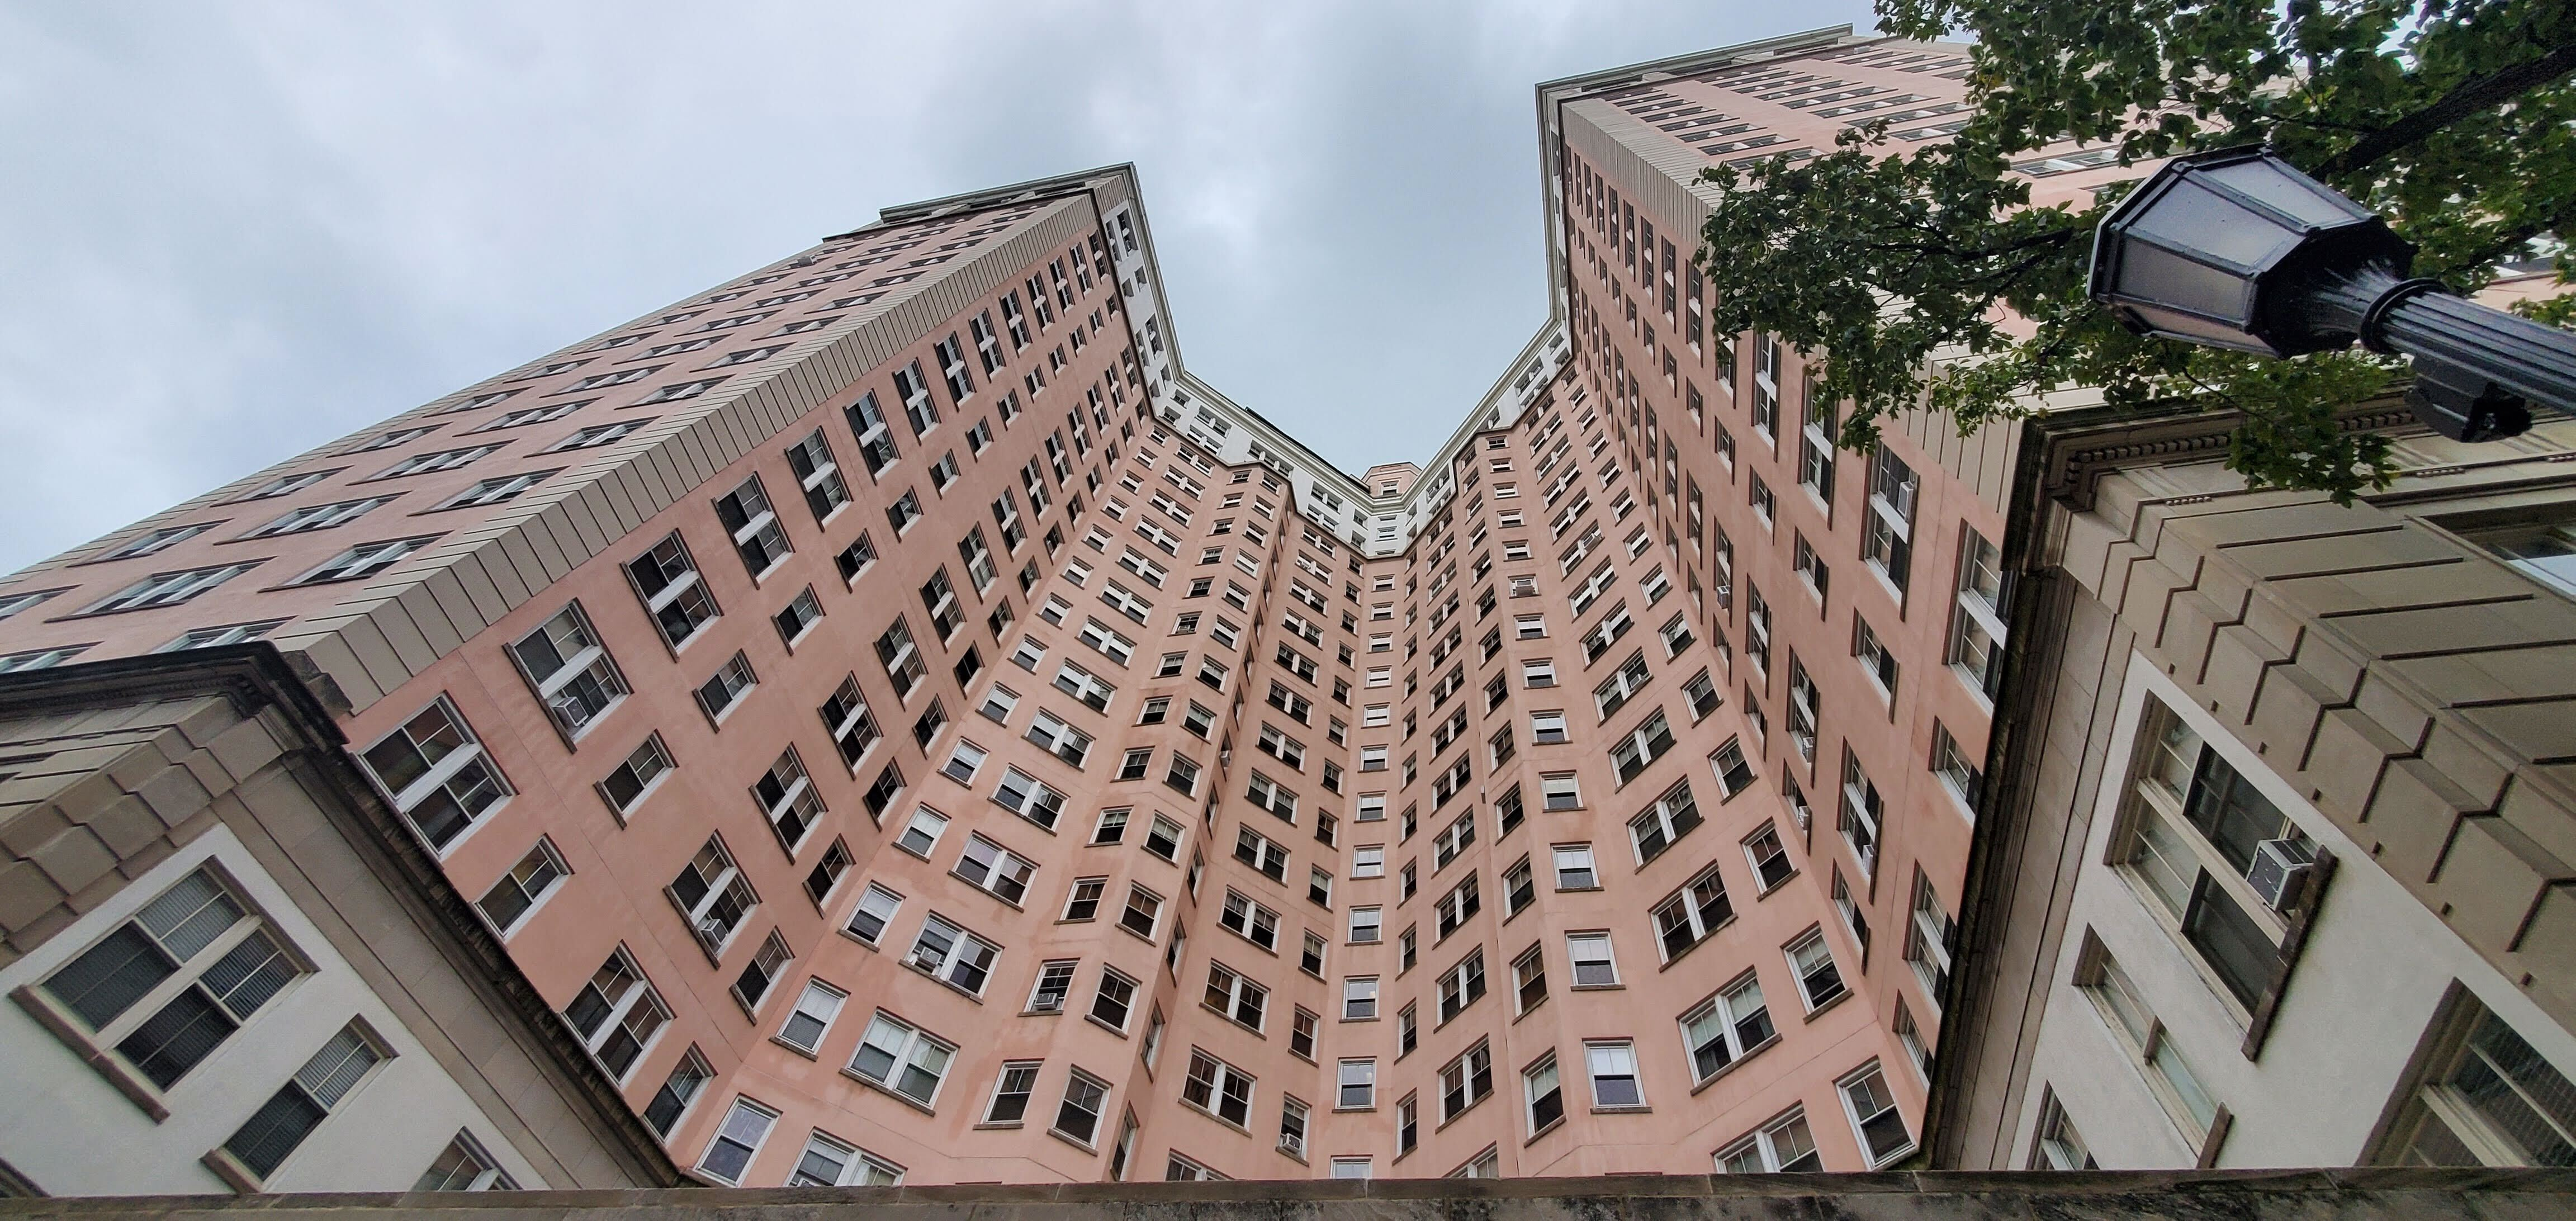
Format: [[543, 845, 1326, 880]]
[[8, 1169, 2574, 1220]]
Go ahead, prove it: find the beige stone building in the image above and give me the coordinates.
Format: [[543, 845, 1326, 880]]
[[0, 649, 680, 1195], [1931, 395, 2576, 1170]]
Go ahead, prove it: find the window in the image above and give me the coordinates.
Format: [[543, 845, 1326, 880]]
[[1587, 1041, 1643, 1109], [508, 603, 628, 739], [1560, 932, 1616, 988], [1343, 976, 1380, 1020], [477, 838, 568, 934], [991, 768, 1067, 832], [102, 522, 216, 558], [1437, 950, 1488, 1021], [1530, 709, 1570, 745], [221, 1024, 384, 1181], [1352, 845, 1385, 878], [1202, 962, 1269, 1031], [154, 621, 286, 652], [893, 804, 949, 857], [1932, 722, 1985, 813], [1838, 754, 1884, 879], [1349, 906, 1383, 944], [1337, 1059, 1377, 1109], [1183, 1049, 1257, 1127], [1091, 969, 1139, 1030], [1091, 807, 1130, 845], [38, 867, 304, 1091], [1949, 527, 2009, 698], [285, 536, 436, 587], [752, 749, 825, 854], [1438, 1042, 1494, 1120], [1233, 826, 1289, 883], [1610, 711, 1677, 786], [713, 476, 791, 576], [358, 698, 510, 854], [1627, 778, 1702, 863], [1907, 873, 1955, 1005], [562, 948, 670, 1080], [1024, 711, 1092, 768], [2115, 697, 2309, 1012], [627, 533, 719, 649], [1787, 929, 1847, 1011], [952, 834, 1036, 905], [848, 1012, 955, 1108], [1744, 823, 1795, 891], [777, 979, 845, 1053], [844, 883, 902, 944], [1652, 865, 1735, 959], [414, 1131, 519, 1191], [1525, 1054, 1565, 1133], [1542, 773, 1581, 811], [1554, 844, 1598, 889], [2029, 1089, 2100, 1170], [247, 496, 393, 538], [1048, 1068, 1110, 1146], [1120, 885, 1164, 939], [1219, 890, 1280, 950], [984, 1061, 1041, 1124], [1716, 1108, 1822, 1172], [1839, 1062, 1915, 1166], [905, 912, 998, 996], [2381, 993, 2576, 1167], [788, 1131, 903, 1186], [1862, 446, 1918, 591], [2082, 935, 2223, 1142], [1145, 815, 1185, 862], [1434, 875, 1480, 940], [695, 651, 757, 722], [1683, 972, 1777, 1082], [1787, 656, 1821, 764], [876, 617, 926, 698]]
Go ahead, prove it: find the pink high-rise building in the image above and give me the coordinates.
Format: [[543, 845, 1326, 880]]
[[0, 26, 2061, 1185]]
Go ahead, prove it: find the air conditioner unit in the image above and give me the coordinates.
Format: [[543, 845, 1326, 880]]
[[1277, 1133, 1306, 1158], [2246, 837, 2317, 911], [551, 695, 594, 730], [695, 917, 728, 944]]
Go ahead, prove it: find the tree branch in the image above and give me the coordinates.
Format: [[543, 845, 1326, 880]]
[[2318, 39, 2576, 176]]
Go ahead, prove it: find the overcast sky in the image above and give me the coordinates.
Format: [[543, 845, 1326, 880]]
[[0, 1, 1874, 573]]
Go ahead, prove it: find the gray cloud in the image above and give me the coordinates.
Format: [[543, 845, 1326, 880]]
[[0, 0, 1873, 572]]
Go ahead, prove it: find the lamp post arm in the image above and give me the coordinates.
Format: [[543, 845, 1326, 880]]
[[2296, 263, 2576, 439]]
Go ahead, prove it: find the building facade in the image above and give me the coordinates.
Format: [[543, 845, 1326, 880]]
[[1930, 401, 2576, 1172], [10, 20, 2563, 1192], [0, 651, 679, 1195]]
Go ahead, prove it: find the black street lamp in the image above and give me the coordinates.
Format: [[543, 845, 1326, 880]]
[[2088, 146, 2576, 442]]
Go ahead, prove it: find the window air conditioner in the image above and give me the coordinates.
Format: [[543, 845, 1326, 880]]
[[551, 695, 594, 730], [2246, 837, 2317, 911], [695, 917, 728, 944]]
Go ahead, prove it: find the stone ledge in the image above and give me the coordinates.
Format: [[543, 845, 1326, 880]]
[[7, 1168, 2575, 1218]]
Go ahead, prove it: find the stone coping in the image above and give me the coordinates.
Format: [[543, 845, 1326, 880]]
[[8, 1167, 2574, 1218]]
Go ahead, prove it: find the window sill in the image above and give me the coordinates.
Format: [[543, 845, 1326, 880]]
[[1433, 1094, 1492, 1133], [1590, 1104, 1652, 1115], [1046, 1128, 1101, 1156], [1689, 1034, 1782, 1096], [1752, 870, 1802, 898], [1569, 983, 1625, 993], [1799, 989, 1854, 1023], [12, 985, 172, 1121], [201, 1147, 264, 1195], [972, 1120, 1025, 1132], [769, 1035, 822, 1060], [1085, 1014, 1131, 1039]]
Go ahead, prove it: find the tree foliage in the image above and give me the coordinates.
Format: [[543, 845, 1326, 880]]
[[1697, 0, 2576, 502]]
